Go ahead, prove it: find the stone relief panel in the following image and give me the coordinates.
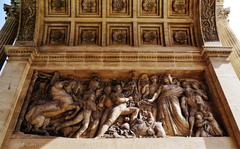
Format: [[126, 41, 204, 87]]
[[168, 0, 192, 17], [138, 0, 162, 17], [18, 71, 225, 138], [169, 24, 194, 46], [107, 23, 133, 46], [75, 23, 102, 46], [46, 0, 71, 17], [44, 23, 70, 45], [107, 0, 132, 17], [76, 0, 101, 17], [138, 24, 164, 46]]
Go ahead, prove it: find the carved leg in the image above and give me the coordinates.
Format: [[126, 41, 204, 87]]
[[121, 107, 139, 121], [75, 111, 92, 138], [189, 112, 195, 137], [99, 109, 110, 128], [88, 119, 100, 138], [65, 105, 80, 120], [57, 111, 84, 131], [96, 107, 122, 137], [195, 129, 201, 137]]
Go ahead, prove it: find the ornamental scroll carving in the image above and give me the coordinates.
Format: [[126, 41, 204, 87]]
[[201, 0, 219, 42], [20, 71, 224, 138], [17, 0, 36, 41]]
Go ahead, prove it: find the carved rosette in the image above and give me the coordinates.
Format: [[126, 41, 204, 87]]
[[142, 0, 157, 13], [49, 30, 66, 45], [112, 0, 125, 12], [143, 31, 158, 43], [173, 31, 188, 45], [82, 0, 97, 13], [172, 0, 186, 14], [51, 0, 66, 12], [112, 30, 127, 44], [81, 30, 97, 44]]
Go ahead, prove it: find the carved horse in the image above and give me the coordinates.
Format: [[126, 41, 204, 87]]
[[25, 80, 81, 133]]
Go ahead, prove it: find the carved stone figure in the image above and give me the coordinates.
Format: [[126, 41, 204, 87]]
[[25, 80, 80, 134], [96, 84, 139, 137], [132, 111, 166, 138], [194, 110, 223, 137], [86, 82, 112, 138], [138, 73, 150, 99], [201, 109, 223, 136], [181, 87, 205, 136], [156, 74, 189, 136]]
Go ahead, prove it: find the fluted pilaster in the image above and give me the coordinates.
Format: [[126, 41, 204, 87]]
[[0, 3, 19, 69], [217, 5, 240, 78]]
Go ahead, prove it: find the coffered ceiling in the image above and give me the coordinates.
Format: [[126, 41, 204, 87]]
[[37, 0, 201, 47]]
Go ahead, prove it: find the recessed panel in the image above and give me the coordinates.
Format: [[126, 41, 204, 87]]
[[46, 0, 71, 17], [138, 0, 163, 18], [44, 23, 70, 45], [138, 24, 164, 46], [107, 0, 132, 17], [75, 23, 102, 46], [107, 23, 133, 46], [76, 0, 101, 17], [169, 24, 194, 46], [168, 0, 192, 18]]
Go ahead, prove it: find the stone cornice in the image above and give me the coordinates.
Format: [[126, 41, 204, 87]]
[[6, 46, 232, 64], [5, 46, 204, 64], [201, 46, 232, 58]]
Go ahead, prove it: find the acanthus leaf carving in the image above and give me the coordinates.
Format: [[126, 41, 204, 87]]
[[201, 0, 219, 42]]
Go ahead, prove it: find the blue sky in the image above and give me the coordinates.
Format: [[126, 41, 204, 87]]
[[0, 0, 239, 40], [0, 0, 10, 28], [225, 0, 240, 40]]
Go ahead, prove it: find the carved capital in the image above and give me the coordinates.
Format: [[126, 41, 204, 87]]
[[217, 7, 230, 20], [3, 0, 20, 19]]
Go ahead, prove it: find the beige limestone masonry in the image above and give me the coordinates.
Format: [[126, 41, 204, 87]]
[[0, 61, 30, 147], [0, 46, 240, 148]]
